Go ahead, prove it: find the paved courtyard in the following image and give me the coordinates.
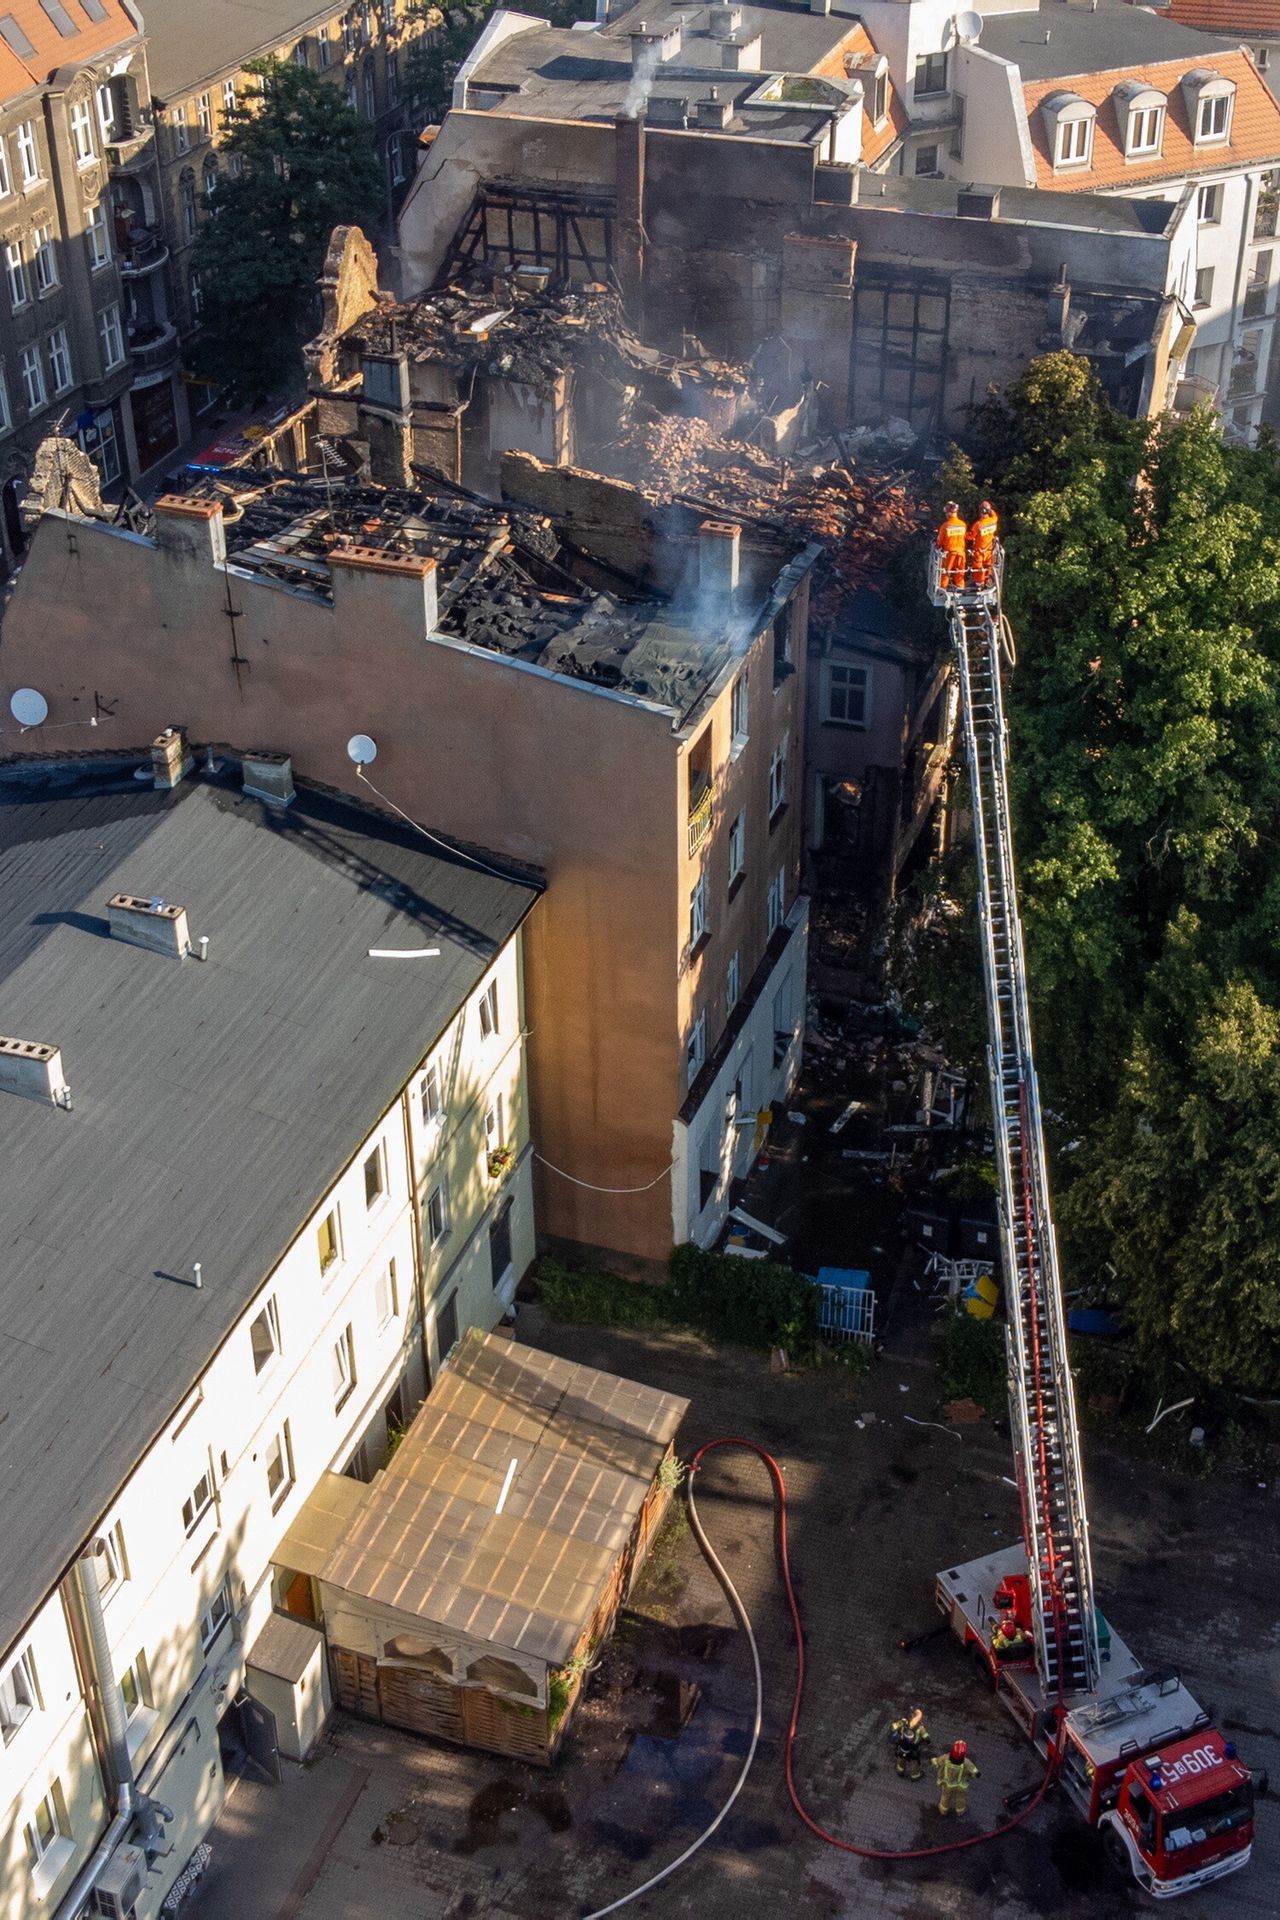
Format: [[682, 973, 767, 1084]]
[[183, 1294, 1279, 1920]]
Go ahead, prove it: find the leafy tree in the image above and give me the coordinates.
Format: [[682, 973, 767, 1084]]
[[190, 59, 382, 401], [932, 355, 1280, 1392]]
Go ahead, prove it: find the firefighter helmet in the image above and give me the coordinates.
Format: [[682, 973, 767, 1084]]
[[950, 1740, 968, 1762], [980, 500, 995, 514], [943, 501, 959, 515]]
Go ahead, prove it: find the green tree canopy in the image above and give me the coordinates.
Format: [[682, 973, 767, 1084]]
[[190, 59, 383, 401], [942, 356, 1280, 1392]]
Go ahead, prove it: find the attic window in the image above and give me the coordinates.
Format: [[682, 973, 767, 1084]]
[[1198, 92, 1231, 141], [78, 0, 109, 17], [1127, 102, 1164, 157], [39, 0, 79, 36], [872, 69, 888, 125], [0, 15, 35, 55], [1042, 92, 1095, 170]]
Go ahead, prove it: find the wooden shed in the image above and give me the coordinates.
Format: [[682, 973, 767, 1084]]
[[273, 1331, 687, 1764]]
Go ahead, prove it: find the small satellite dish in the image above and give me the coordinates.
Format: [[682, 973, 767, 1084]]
[[10, 687, 49, 728], [347, 733, 378, 766], [956, 9, 984, 43]]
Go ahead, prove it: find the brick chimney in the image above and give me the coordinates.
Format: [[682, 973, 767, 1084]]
[[151, 726, 193, 789], [329, 543, 439, 636], [153, 495, 227, 565], [0, 1037, 69, 1106], [241, 750, 296, 808], [699, 519, 742, 600], [614, 112, 646, 322], [107, 894, 192, 959]]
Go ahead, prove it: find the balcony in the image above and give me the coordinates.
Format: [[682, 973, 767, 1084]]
[[129, 321, 180, 377], [119, 227, 169, 277], [1228, 357, 1262, 401], [687, 780, 714, 858]]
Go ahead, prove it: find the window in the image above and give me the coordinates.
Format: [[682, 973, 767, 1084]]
[[726, 948, 740, 1014], [293, 38, 309, 66], [170, 106, 189, 155], [490, 1200, 513, 1289], [1257, 46, 1271, 71], [1194, 265, 1215, 308], [179, 168, 197, 239], [1127, 106, 1163, 155], [0, 138, 10, 198], [20, 344, 45, 412], [730, 666, 749, 749], [389, 131, 406, 185], [725, 813, 746, 894], [97, 301, 124, 370], [70, 97, 95, 164], [686, 1009, 707, 1084], [435, 1290, 459, 1362], [85, 199, 110, 268], [93, 1523, 128, 1598], [4, 240, 26, 310], [47, 328, 71, 394], [24, 1781, 67, 1872], [40, 0, 77, 34], [823, 661, 869, 728], [484, 1092, 505, 1153], [771, 605, 792, 681], [345, 70, 358, 110], [332, 1326, 356, 1411], [1, 1650, 38, 1743], [32, 225, 55, 293], [383, 0, 396, 28], [343, 14, 355, 54], [203, 154, 218, 201], [318, 24, 331, 66], [914, 51, 947, 98], [427, 1179, 450, 1245], [768, 733, 789, 817], [16, 120, 38, 184], [223, 79, 237, 114], [872, 69, 887, 124], [364, 1143, 385, 1207], [1197, 182, 1221, 224], [773, 975, 794, 1064], [187, 267, 203, 324], [317, 1207, 341, 1274], [266, 1422, 295, 1509], [375, 1257, 398, 1327], [1198, 93, 1230, 141], [197, 91, 212, 137], [689, 870, 708, 950], [478, 978, 499, 1039], [181, 1467, 213, 1534], [421, 1057, 444, 1126], [364, 58, 376, 117], [199, 1578, 231, 1650], [0, 14, 33, 55], [767, 867, 785, 936], [388, 51, 399, 104], [1056, 116, 1091, 166], [78, 405, 120, 483], [914, 143, 940, 177], [250, 1298, 281, 1374], [1246, 248, 1272, 317], [96, 81, 116, 141], [0, 370, 9, 435], [228, 149, 243, 177]]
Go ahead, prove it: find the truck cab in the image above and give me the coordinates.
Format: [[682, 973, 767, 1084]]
[[1102, 1733, 1255, 1898]]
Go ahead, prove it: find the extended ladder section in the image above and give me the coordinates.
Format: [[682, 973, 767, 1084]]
[[930, 550, 1099, 1700]]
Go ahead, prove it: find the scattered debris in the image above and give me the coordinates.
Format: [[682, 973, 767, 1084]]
[[942, 1398, 985, 1425]]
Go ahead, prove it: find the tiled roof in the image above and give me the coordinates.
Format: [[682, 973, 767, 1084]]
[[1023, 49, 1280, 189], [1162, 0, 1280, 34], [840, 25, 910, 167], [0, 0, 136, 102]]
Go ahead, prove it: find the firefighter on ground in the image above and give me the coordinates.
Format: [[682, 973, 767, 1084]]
[[968, 499, 999, 589], [991, 1615, 1030, 1657], [889, 1707, 930, 1781], [935, 502, 968, 592], [933, 1739, 981, 1815]]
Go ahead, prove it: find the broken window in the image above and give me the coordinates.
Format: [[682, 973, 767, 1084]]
[[686, 1010, 707, 1086], [914, 51, 947, 98], [851, 273, 948, 433]]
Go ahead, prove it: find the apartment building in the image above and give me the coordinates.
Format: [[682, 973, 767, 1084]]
[[0, 465, 813, 1266], [0, 0, 165, 572], [142, 0, 432, 457], [398, 3, 1202, 436], [0, 748, 539, 1920], [1162, 0, 1280, 102]]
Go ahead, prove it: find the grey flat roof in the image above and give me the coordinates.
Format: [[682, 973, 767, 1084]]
[[979, 0, 1240, 83], [862, 172, 1180, 236], [141, 0, 337, 100], [0, 759, 540, 1663]]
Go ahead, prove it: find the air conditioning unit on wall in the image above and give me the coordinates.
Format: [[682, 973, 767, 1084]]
[[88, 1844, 146, 1919]]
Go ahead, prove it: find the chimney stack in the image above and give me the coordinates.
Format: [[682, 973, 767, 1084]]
[[699, 519, 742, 601], [0, 1037, 69, 1107], [241, 750, 296, 809], [615, 112, 646, 319], [151, 726, 193, 789], [108, 894, 192, 959]]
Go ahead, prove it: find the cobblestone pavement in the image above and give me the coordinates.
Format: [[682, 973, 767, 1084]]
[[188, 1303, 1280, 1920]]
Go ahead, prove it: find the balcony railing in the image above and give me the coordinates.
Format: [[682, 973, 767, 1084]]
[[687, 781, 714, 858], [120, 227, 169, 275], [129, 322, 179, 374]]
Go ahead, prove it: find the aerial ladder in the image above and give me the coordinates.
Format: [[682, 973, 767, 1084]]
[[925, 535, 1260, 1898]]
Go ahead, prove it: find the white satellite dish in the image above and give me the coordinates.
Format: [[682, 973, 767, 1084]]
[[10, 687, 49, 728], [955, 9, 983, 43], [346, 733, 378, 766]]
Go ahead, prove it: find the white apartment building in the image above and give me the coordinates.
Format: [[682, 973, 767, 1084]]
[[0, 746, 539, 1920], [851, 0, 1280, 436]]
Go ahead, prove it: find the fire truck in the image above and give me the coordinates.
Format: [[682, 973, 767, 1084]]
[[925, 538, 1263, 1898]]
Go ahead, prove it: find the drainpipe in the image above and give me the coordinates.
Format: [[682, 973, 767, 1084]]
[[401, 1085, 431, 1387], [54, 1542, 170, 1920]]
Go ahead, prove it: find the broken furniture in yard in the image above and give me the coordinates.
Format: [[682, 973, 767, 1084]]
[[272, 1331, 687, 1765]]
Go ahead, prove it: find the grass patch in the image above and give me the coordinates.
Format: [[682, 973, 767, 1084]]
[[536, 1259, 670, 1330]]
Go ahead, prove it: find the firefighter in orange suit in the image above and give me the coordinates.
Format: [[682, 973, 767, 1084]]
[[936, 502, 968, 592], [968, 500, 999, 588]]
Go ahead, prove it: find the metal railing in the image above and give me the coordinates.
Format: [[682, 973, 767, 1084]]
[[687, 781, 714, 858], [129, 323, 179, 373]]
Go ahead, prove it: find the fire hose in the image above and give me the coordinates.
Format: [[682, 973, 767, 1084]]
[[582, 1438, 1060, 1918]]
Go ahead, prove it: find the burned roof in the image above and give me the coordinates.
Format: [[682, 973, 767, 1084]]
[[0, 762, 540, 1666], [175, 469, 810, 716], [284, 1329, 687, 1665]]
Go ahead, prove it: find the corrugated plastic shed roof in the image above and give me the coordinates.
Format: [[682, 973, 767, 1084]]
[[306, 1331, 688, 1666], [0, 760, 540, 1664]]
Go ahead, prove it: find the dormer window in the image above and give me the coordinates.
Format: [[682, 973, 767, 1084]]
[[872, 67, 888, 126], [1184, 68, 1235, 146], [1113, 82, 1167, 159], [1041, 92, 1095, 171]]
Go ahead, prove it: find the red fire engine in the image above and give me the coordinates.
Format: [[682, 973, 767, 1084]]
[[925, 539, 1263, 1897]]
